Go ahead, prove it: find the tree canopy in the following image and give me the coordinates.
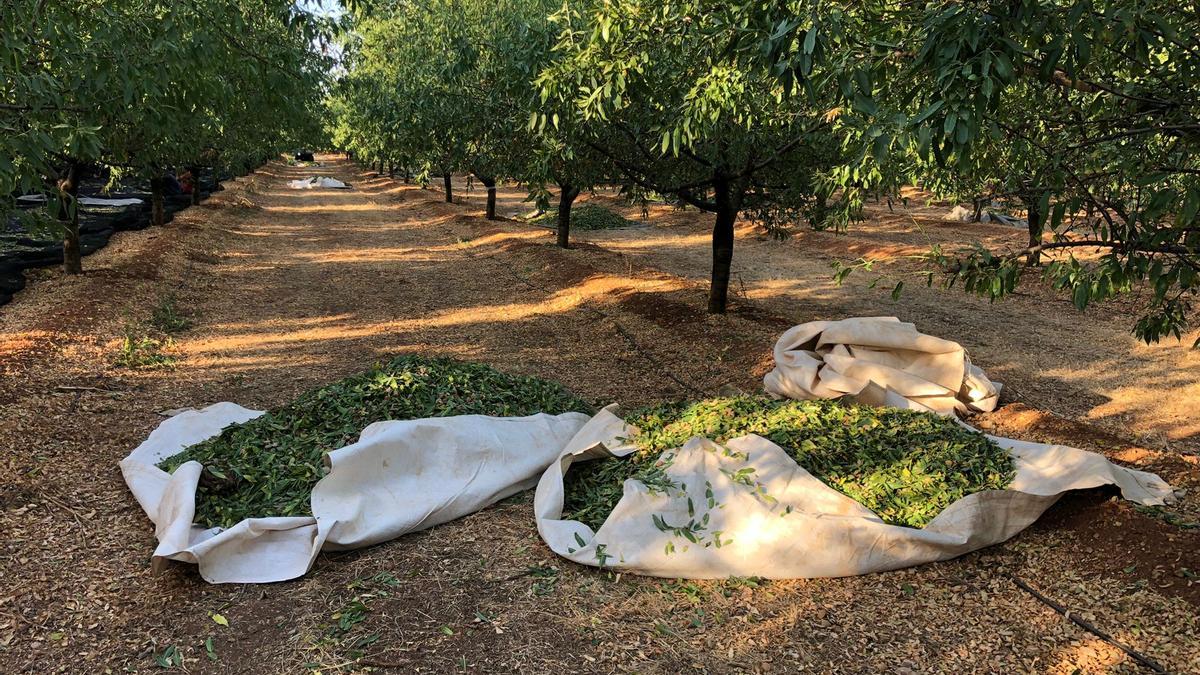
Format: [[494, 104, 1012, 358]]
[[14, 0, 1191, 345], [2, 0, 332, 271]]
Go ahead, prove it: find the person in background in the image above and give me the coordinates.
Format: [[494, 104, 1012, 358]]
[[179, 169, 195, 195], [162, 171, 183, 196]]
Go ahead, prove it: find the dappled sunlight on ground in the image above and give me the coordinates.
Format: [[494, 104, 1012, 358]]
[[1047, 637, 1130, 673], [263, 203, 393, 214], [180, 273, 685, 369]]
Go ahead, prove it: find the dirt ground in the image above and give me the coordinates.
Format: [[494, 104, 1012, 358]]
[[1, 156, 1198, 673]]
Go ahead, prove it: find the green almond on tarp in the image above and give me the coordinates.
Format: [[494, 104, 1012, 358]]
[[158, 356, 592, 529], [562, 396, 1015, 530]]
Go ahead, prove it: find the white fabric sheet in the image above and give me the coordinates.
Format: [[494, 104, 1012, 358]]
[[17, 194, 144, 207], [533, 408, 1175, 578], [121, 404, 587, 583], [286, 176, 350, 190]]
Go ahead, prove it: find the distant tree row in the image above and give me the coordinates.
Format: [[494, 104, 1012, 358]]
[[1, 0, 333, 272], [329, 0, 1198, 344]]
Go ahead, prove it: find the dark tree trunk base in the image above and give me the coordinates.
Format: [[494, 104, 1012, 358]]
[[708, 177, 738, 314], [58, 162, 83, 274], [478, 176, 498, 220], [556, 184, 580, 249], [1026, 197, 1043, 267], [150, 175, 166, 227], [443, 172, 453, 203]]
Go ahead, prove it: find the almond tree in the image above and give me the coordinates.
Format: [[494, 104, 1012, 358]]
[[538, 0, 864, 313], [1, 0, 329, 273], [725, 0, 1199, 344]]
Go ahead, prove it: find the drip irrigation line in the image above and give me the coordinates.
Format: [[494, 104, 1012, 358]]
[[1008, 575, 1168, 674]]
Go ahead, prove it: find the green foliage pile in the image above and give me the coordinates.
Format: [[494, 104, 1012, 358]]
[[114, 331, 176, 369], [563, 396, 1014, 530], [149, 294, 191, 334], [159, 356, 592, 529], [531, 204, 634, 231]]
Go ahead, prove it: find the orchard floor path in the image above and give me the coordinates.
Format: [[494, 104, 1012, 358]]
[[1, 155, 1198, 673]]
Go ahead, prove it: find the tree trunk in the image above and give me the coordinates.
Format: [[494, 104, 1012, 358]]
[[403, 166, 411, 184], [478, 175, 497, 220], [556, 184, 580, 249], [810, 190, 830, 228], [972, 198, 983, 222], [58, 162, 82, 275], [1025, 196, 1043, 267], [708, 178, 739, 314], [443, 172, 453, 203], [388, 161, 395, 178], [190, 166, 201, 205], [150, 174, 166, 227]]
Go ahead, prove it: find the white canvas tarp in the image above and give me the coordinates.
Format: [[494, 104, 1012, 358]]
[[534, 409, 1174, 579], [17, 194, 145, 207], [121, 403, 588, 583], [764, 316, 1001, 414], [286, 176, 350, 190]]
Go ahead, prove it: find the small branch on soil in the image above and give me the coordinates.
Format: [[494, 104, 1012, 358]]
[[54, 385, 123, 394], [487, 569, 542, 584], [357, 657, 411, 669], [1009, 575, 1168, 673]]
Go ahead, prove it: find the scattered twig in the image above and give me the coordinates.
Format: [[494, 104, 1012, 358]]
[[356, 656, 411, 669], [54, 385, 123, 394], [38, 492, 88, 547], [1009, 575, 1168, 674]]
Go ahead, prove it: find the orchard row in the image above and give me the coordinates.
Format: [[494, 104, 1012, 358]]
[[329, 0, 1199, 343]]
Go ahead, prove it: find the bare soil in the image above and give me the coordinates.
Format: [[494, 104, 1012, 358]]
[[0, 157, 1197, 673]]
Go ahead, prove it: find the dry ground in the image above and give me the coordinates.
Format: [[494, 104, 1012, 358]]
[[0, 156, 1198, 673]]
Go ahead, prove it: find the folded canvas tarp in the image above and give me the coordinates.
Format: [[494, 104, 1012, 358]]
[[764, 316, 1000, 414], [286, 176, 350, 190], [17, 194, 144, 207]]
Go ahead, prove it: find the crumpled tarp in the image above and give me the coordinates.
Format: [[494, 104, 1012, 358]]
[[286, 176, 350, 190], [533, 408, 1174, 579], [17, 194, 145, 207], [120, 403, 587, 583], [764, 316, 1000, 414]]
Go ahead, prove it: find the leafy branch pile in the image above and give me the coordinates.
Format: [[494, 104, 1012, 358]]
[[530, 204, 634, 231], [563, 396, 1014, 530], [159, 356, 591, 529]]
